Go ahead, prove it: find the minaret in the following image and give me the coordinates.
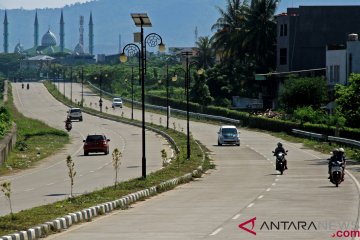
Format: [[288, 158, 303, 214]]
[[60, 10, 65, 52], [3, 10, 9, 53], [79, 16, 84, 46], [34, 10, 39, 48], [88, 12, 94, 55]]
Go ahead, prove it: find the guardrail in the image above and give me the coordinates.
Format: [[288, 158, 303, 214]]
[[328, 136, 360, 148], [292, 129, 360, 148], [292, 129, 327, 140], [87, 81, 240, 125]]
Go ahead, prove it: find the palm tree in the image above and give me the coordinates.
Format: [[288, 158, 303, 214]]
[[244, 0, 278, 71], [211, 0, 249, 59], [195, 36, 214, 69]]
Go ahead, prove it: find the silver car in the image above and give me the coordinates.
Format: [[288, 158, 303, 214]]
[[67, 107, 83, 121], [112, 98, 123, 108], [217, 125, 240, 146]]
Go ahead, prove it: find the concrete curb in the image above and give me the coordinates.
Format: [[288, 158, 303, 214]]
[[0, 169, 204, 240]]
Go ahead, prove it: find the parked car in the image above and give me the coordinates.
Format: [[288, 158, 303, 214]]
[[112, 98, 123, 108], [67, 107, 83, 121], [83, 134, 110, 155], [217, 125, 240, 146]]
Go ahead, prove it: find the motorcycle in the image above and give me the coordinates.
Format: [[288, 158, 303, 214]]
[[26, 83, 30, 90], [21, 83, 24, 89], [330, 161, 344, 187], [273, 150, 288, 175], [65, 119, 72, 132]]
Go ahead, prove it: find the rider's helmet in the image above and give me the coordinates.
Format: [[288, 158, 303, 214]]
[[277, 142, 283, 147], [339, 148, 345, 153], [333, 148, 339, 155]]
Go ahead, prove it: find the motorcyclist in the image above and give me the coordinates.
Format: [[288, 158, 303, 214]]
[[65, 117, 72, 130], [328, 148, 345, 180], [339, 148, 346, 181], [274, 142, 288, 169]]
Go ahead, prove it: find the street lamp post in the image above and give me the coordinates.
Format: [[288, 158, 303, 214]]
[[70, 67, 73, 103], [173, 51, 204, 160], [166, 65, 169, 129], [120, 13, 165, 179], [81, 67, 84, 107], [57, 69, 60, 91], [131, 66, 134, 120], [63, 68, 66, 98]]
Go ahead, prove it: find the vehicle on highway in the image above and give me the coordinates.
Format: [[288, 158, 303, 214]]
[[329, 160, 344, 187], [273, 150, 288, 175], [83, 134, 110, 155], [112, 98, 123, 108], [65, 117, 72, 132], [67, 107, 83, 121], [217, 125, 240, 146]]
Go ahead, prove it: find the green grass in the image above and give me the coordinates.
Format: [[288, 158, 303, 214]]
[[0, 81, 210, 237], [0, 84, 70, 175]]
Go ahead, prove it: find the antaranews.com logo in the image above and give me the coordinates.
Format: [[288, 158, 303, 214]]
[[238, 217, 359, 238]]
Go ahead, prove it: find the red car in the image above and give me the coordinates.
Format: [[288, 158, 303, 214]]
[[83, 134, 110, 155]]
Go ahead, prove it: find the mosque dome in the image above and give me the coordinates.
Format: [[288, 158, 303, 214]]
[[14, 42, 24, 53], [41, 29, 57, 47], [74, 43, 85, 55]]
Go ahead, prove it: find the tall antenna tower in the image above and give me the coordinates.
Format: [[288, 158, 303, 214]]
[[194, 26, 198, 44]]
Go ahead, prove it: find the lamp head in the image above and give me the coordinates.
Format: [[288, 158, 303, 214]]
[[197, 68, 205, 75], [158, 42, 166, 53], [172, 75, 177, 82], [120, 53, 128, 63]]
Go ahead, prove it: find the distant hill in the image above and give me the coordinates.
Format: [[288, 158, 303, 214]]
[[0, 0, 226, 55]]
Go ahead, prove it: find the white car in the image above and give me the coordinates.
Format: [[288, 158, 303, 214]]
[[67, 107, 83, 121], [217, 125, 240, 146], [112, 98, 123, 108]]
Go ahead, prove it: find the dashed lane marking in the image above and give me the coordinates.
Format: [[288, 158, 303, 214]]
[[210, 228, 223, 236]]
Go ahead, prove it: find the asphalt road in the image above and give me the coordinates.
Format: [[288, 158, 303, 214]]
[[45, 82, 360, 240], [0, 82, 170, 216]]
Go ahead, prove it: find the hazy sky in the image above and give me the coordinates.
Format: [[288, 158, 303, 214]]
[[0, 0, 91, 9], [0, 0, 359, 12]]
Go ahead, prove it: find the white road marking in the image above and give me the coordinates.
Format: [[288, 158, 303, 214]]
[[90, 170, 95, 173], [275, 179, 279, 182], [46, 183, 54, 186], [258, 195, 264, 199], [24, 188, 34, 192], [232, 214, 241, 220], [272, 183, 276, 186], [210, 228, 223, 236], [247, 203, 254, 208], [266, 188, 271, 191]]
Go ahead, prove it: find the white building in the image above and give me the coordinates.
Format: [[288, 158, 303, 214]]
[[326, 33, 360, 87]]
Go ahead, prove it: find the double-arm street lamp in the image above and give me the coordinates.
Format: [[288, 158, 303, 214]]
[[120, 13, 165, 179], [173, 51, 204, 160]]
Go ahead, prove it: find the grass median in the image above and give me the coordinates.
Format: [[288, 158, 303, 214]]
[[0, 84, 70, 176], [0, 82, 211, 236]]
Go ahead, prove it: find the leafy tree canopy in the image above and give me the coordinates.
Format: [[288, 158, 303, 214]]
[[335, 73, 360, 128], [279, 76, 328, 112]]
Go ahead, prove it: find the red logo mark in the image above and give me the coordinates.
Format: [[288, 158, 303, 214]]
[[239, 217, 257, 235]]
